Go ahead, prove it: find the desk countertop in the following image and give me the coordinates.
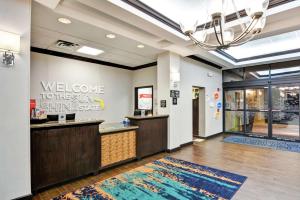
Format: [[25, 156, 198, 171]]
[[126, 115, 169, 120], [30, 120, 105, 129], [99, 123, 138, 134]]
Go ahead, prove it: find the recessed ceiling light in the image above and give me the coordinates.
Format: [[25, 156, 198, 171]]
[[137, 44, 145, 48], [106, 34, 116, 39], [76, 46, 104, 56], [58, 17, 72, 24]]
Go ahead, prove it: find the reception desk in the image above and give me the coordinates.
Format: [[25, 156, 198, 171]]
[[127, 115, 169, 159], [31, 120, 104, 191], [31, 116, 168, 192]]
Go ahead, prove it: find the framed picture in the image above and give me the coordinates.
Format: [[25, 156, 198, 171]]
[[135, 86, 153, 112]]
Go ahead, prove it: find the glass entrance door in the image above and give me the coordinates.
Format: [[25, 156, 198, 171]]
[[225, 85, 300, 140], [245, 88, 269, 137], [225, 90, 244, 133], [271, 85, 300, 139]]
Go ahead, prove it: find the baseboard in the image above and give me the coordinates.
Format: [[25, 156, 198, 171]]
[[180, 141, 193, 147], [12, 194, 33, 200], [167, 141, 194, 153], [197, 132, 223, 139], [166, 146, 181, 153]]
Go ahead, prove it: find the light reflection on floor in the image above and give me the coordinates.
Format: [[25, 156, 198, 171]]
[[193, 138, 205, 143]]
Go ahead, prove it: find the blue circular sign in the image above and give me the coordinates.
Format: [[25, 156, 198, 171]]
[[217, 102, 222, 109]]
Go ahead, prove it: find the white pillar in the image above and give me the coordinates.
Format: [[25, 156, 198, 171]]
[[157, 52, 181, 149], [0, 0, 31, 199]]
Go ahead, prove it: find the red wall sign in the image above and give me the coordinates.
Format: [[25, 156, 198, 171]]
[[214, 92, 219, 100]]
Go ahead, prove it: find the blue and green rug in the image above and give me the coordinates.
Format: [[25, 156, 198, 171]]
[[53, 157, 247, 200]]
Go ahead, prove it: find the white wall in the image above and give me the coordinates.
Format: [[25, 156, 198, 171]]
[[180, 57, 223, 142], [0, 0, 31, 199], [132, 66, 157, 113], [31, 52, 133, 123], [157, 52, 223, 149]]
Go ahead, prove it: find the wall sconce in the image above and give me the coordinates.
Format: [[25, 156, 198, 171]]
[[0, 30, 20, 66], [171, 72, 180, 89], [171, 72, 180, 82]]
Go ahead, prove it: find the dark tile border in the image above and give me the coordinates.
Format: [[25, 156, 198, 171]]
[[187, 55, 223, 69], [31, 47, 221, 71], [134, 62, 157, 70]]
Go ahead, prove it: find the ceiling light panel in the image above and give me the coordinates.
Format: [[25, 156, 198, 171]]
[[106, 34, 116, 39], [76, 46, 104, 56], [58, 17, 72, 24]]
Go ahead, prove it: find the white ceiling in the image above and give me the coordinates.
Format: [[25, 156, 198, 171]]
[[32, 0, 300, 69], [140, 0, 251, 25], [31, 1, 164, 67]]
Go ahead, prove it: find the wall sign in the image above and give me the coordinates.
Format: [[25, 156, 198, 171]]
[[160, 100, 167, 108], [170, 90, 180, 98], [175, 90, 180, 98], [38, 81, 105, 113], [214, 91, 219, 100], [217, 101, 222, 109], [172, 98, 177, 105]]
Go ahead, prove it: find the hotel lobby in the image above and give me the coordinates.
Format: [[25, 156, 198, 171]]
[[1, 0, 300, 199]]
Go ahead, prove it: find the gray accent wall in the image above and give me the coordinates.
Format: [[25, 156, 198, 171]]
[[31, 52, 134, 123]]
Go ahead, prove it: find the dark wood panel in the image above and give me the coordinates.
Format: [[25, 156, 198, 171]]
[[69, 126, 99, 178], [130, 117, 168, 159], [31, 124, 100, 191], [31, 128, 72, 190], [193, 98, 199, 136]]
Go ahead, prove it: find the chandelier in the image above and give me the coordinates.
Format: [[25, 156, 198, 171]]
[[180, 0, 269, 50]]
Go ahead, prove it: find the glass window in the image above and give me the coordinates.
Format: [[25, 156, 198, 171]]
[[245, 111, 268, 135], [272, 112, 299, 139], [272, 86, 299, 111], [244, 65, 269, 80], [225, 90, 244, 110], [225, 111, 244, 132], [223, 30, 300, 60], [246, 88, 268, 110], [223, 68, 244, 83], [271, 60, 300, 79]]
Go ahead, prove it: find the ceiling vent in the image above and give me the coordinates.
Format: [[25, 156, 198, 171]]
[[55, 40, 79, 51]]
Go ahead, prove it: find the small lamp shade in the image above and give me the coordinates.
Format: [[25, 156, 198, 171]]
[[171, 72, 181, 82], [0, 30, 20, 53]]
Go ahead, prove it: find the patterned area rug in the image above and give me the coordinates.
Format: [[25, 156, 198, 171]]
[[224, 135, 300, 153], [53, 157, 247, 200]]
